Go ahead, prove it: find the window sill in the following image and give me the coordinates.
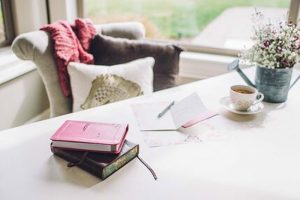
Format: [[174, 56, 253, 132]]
[[0, 47, 36, 85], [179, 51, 237, 79]]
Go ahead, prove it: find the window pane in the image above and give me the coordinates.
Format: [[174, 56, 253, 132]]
[[0, 2, 5, 43], [86, 0, 289, 51]]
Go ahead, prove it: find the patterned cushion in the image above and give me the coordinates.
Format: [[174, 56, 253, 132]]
[[67, 57, 155, 112]]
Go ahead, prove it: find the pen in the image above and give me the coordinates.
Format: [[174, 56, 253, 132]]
[[157, 101, 175, 118]]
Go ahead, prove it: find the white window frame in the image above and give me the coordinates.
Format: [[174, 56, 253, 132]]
[[288, 0, 300, 24]]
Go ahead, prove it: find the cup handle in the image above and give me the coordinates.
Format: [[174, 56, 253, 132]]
[[253, 92, 264, 105]]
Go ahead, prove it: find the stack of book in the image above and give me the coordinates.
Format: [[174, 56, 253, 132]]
[[50, 120, 139, 180]]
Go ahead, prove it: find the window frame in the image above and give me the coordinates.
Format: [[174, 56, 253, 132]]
[[0, 0, 15, 47], [77, 0, 85, 18], [288, 0, 300, 24]]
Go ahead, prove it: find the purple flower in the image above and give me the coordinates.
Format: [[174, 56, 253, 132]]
[[263, 40, 270, 47]]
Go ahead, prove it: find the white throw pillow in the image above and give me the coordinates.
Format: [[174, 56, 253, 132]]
[[68, 57, 154, 112]]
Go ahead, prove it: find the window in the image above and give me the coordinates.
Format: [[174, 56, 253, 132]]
[[0, 1, 5, 44], [85, 0, 291, 56]]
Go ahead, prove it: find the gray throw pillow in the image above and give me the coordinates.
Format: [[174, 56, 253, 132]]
[[90, 34, 183, 91]]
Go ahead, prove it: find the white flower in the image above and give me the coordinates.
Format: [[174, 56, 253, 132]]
[[241, 12, 299, 69]]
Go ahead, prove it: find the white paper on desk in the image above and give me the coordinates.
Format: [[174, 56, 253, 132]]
[[132, 93, 208, 131]]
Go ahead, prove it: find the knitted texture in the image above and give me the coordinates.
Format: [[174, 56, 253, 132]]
[[40, 19, 96, 97]]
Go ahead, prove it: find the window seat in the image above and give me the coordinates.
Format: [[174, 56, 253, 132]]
[[0, 47, 49, 131], [0, 47, 36, 85]]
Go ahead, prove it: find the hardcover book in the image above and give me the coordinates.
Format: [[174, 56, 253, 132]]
[[51, 140, 139, 180], [50, 120, 128, 154]]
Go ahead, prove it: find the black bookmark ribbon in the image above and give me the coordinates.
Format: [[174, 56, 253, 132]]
[[67, 152, 89, 167], [137, 156, 158, 180]]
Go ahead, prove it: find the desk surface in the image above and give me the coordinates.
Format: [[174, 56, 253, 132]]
[[1, 68, 300, 200]]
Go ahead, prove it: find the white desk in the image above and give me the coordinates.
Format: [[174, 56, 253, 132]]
[[1, 69, 300, 200]]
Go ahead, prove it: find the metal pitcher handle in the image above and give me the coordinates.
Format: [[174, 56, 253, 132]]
[[290, 75, 300, 90]]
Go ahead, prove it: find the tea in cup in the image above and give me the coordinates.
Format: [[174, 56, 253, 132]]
[[230, 85, 264, 111]]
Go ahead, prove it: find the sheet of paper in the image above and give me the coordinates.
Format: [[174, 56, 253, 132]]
[[142, 130, 194, 147], [131, 102, 177, 131], [132, 93, 213, 131], [142, 121, 226, 147], [171, 93, 208, 128]]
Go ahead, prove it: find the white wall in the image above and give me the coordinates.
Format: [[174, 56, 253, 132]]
[[0, 69, 49, 130]]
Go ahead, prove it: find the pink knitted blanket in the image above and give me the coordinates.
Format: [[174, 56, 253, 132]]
[[41, 19, 96, 97]]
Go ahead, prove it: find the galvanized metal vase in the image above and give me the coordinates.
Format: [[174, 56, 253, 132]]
[[255, 66, 293, 103]]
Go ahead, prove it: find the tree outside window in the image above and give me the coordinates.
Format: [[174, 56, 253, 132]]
[[0, 2, 5, 43]]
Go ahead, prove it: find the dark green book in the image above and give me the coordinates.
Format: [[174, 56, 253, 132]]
[[51, 140, 139, 180]]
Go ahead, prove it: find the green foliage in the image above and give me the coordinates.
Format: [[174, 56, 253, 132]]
[[0, 2, 3, 24], [0, 2, 4, 42], [86, 0, 289, 39]]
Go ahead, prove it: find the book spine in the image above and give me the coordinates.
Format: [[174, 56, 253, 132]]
[[102, 145, 139, 179]]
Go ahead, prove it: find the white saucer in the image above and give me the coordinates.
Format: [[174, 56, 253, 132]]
[[219, 97, 264, 115]]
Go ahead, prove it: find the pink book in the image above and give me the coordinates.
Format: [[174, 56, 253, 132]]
[[50, 120, 128, 154]]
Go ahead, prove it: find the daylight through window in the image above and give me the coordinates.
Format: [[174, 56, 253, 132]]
[[86, 0, 289, 53], [0, 2, 5, 44]]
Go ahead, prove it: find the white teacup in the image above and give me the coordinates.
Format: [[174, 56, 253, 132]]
[[230, 85, 264, 111]]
